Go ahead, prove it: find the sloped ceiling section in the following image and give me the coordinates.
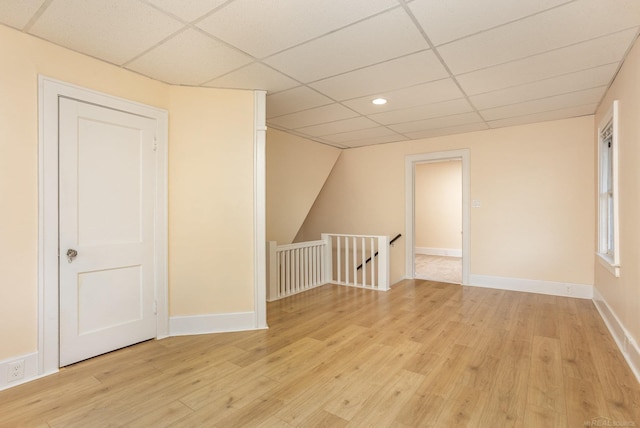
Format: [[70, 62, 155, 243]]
[[0, 0, 639, 148], [266, 128, 341, 245]]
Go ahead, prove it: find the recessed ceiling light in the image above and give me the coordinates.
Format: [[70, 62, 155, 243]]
[[372, 98, 387, 105]]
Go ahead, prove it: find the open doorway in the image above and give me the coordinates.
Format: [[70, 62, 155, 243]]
[[414, 160, 462, 283], [405, 150, 470, 285]]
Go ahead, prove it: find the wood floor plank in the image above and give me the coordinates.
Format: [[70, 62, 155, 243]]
[[522, 403, 566, 428], [394, 392, 445, 427], [345, 369, 424, 427], [124, 400, 193, 428], [534, 302, 560, 339], [321, 340, 422, 422], [272, 341, 393, 425], [46, 360, 243, 427], [415, 343, 475, 397], [299, 410, 349, 428], [274, 339, 383, 398], [432, 382, 489, 428], [477, 340, 531, 427], [208, 396, 285, 428], [253, 415, 294, 427], [169, 376, 280, 427], [563, 376, 610, 427], [488, 290, 522, 331], [506, 293, 537, 343], [527, 336, 566, 414], [0, 280, 638, 428]]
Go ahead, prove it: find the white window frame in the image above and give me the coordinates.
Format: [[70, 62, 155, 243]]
[[597, 100, 620, 277]]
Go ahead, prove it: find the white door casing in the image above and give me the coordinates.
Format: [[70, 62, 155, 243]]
[[58, 98, 157, 366], [38, 77, 168, 375], [405, 150, 470, 285]]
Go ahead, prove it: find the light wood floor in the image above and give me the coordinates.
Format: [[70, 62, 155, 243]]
[[1, 280, 639, 427]]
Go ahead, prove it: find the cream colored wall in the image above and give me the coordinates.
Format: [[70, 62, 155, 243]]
[[594, 37, 640, 345], [266, 129, 341, 244], [168, 86, 256, 315], [415, 161, 462, 250], [299, 116, 595, 286], [0, 25, 256, 361]]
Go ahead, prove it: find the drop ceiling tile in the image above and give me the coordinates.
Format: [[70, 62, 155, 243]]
[[320, 126, 402, 144], [438, 0, 640, 74], [480, 86, 605, 121], [456, 28, 636, 95], [269, 130, 340, 149], [145, 0, 228, 22], [469, 63, 619, 110], [369, 98, 474, 125], [263, 8, 427, 82], [389, 112, 484, 134], [342, 134, 407, 147], [267, 103, 359, 129], [204, 63, 299, 92], [8, 0, 639, 148], [487, 103, 597, 129], [404, 123, 489, 140], [0, 0, 46, 30], [266, 86, 333, 118], [296, 117, 380, 137], [310, 50, 448, 101], [28, 0, 184, 65], [312, 137, 350, 149], [343, 78, 464, 115], [409, 0, 570, 45], [126, 29, 253, 85], [197, 0, 398, 58]]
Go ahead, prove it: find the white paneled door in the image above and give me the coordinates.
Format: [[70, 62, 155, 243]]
[[58, 97, 157, 366]]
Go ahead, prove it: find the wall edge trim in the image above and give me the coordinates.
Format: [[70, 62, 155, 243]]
[[415, 247, 462, 257], [593, 287, 640, 384], [169, 311, 265, 336], [0, 352, 44, 391], [468, 274, 593, 299]]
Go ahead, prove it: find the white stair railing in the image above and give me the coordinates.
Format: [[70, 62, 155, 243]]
[[267, 234, 393, 301], [321, 233, 390, 291], [267, 240, 326, 301]]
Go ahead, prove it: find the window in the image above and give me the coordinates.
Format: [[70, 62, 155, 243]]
[[597, 100, 620, 277]]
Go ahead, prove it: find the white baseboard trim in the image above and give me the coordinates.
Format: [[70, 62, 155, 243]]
[[169, 311, 265, 336], [416, 247, 462, 257], [0, 352, 41, 391], [593, 287, 640, 384], [468, 274, 593, 299]]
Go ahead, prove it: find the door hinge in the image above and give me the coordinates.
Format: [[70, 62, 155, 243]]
[[153, 300, 158, 315], [153, 137, 158, 152]]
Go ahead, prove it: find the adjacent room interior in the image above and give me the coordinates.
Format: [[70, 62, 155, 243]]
[[414, 159, 463, 283]]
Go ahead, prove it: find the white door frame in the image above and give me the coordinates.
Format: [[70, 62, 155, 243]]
[[405, 150, 470, 284], [38, 76, 169, 376]]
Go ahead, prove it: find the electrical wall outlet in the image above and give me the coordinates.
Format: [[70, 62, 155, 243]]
[[7, 359, 25, 382]]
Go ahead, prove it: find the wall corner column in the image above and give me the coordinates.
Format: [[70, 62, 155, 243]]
[[254, 90, 268, 329]]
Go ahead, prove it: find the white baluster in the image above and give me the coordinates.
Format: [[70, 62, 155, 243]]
[[377, 236, 390, 290]]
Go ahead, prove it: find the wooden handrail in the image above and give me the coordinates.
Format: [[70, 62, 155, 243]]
[[356, 233, 402, 270]]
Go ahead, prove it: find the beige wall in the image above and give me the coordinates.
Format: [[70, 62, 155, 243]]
[[0, 25, 256, 361], [299, 116, 595, 286], [594, 37, 640, 345], [415, 161, 462, 251], [266, 129, 341, 244], [168, 86, 256, 315]]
